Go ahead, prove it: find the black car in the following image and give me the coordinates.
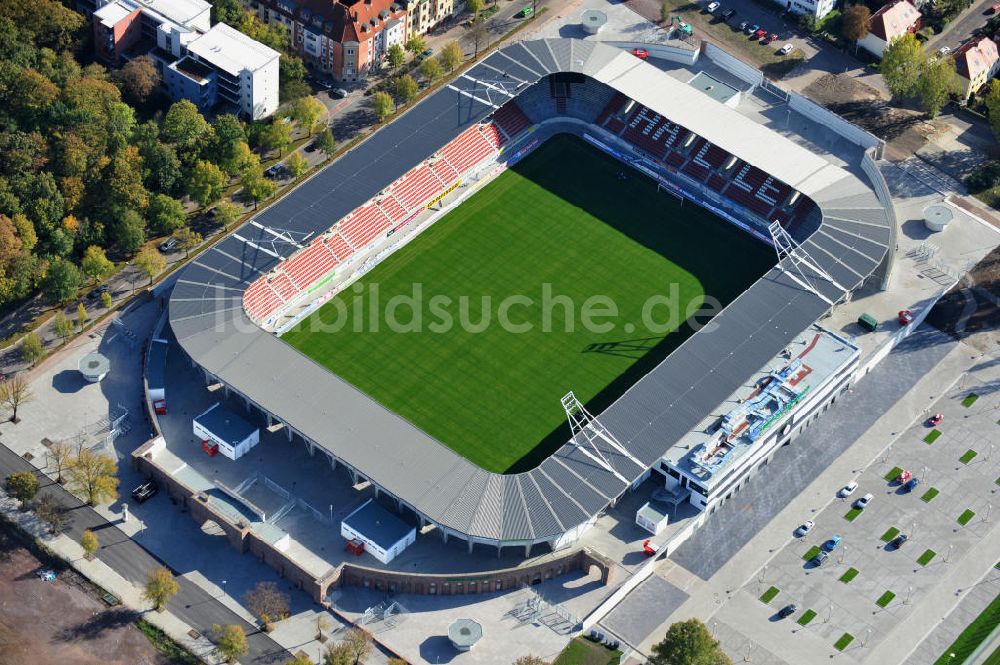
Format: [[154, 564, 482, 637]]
[[778, 604, 797, 619], [131, 480, 158, 504], [87, 284, 110, 300], [812, 550, 829, 566], [721, 8, 735, 18], [305, 141, 318, 153], [890, 534, 908, 550]]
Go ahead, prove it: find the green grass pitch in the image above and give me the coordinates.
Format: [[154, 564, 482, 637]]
[[283, 134, 774, 472]]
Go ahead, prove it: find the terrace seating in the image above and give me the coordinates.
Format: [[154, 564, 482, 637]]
[[492, 102, 531, 140], [377, 193, 408, 222], [429, 158, 461, 186], [438, 127, 496, 174], [479, 122, 504, 150], [756, 176, 791, 208], [268, 271, 299, 300], [339, 204, 392, 248], [324, 232, 354, 261], [702, 144, 730, 170], [280, 239, 339, 290], [243, 280, 285, 322], [723, 180, 774, 217], [596, 93, 627, 126], [666, 151, 685, 168], [707, 173, 728, 192], [562, 79, 618, 123], [392, 164, 446, 210]]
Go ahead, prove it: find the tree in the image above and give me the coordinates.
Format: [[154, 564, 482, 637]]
[[286, 656, 315, 665], [148, 193, 187, 235], [244, 581, 290, 632], [372, 91, 395, 122], [213, 0, 244, 25], [841, 4, 870, 45], [100, 291, 113, 310], [46, 440, 72, 484], [135, 246, 166, 285], [35, 494, 70, 534], [394, 75, 419, 104], [405, 35, 426, 55], [213, 624, 249, 664], [881, 33, 925, 99], [76, 302, 88, 329], [512, 657, 549, 665], [286, 151, 309, 179], [42, 257, 82, 304], [144, 566, 180, 611], [420, 57, 443, 83], [80, 529, 99, 560], [67, 448, 118, 505], [261, 120, 292, 158], [21, 332, 43, 365], [649, 619, 732, 665], [340, 628, 371, 665], [81, 245, 114, 283], [986, 80, 1000, 139], [173, 227, 202, 257], [0, 375, 33, 423], [241, 166, 277, 209], [5, 471, 38, 507], [53, 311, 74, 344], [661, 0, 671, 23], [110, 208, 146, 255], [470, 20, 489, 58], [292, 96, 326, 136], [440, 41, 463, 71], [917, 56, 958, 118], [162, 99, 209, 145], [214, 200, 241, 230], [188, 160, 227, 209], [114, 55, 161, 104], [467, 0, 484, 19], [387, 43, 406, 71], [314, 128, 337, 159], [324, 644, 353, 665], [223, 141, 259, 178]]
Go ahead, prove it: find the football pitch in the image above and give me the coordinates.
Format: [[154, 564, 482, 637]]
[[282, 134, 774, 473]]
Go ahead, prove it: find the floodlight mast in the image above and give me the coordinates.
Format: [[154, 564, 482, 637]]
[[768, 221, 844, 306], [561, 391, 642, 483]]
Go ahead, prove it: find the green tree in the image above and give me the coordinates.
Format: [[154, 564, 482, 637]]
[[286, 656, 315, 665], [292, 96, 326, 136], [134, 246, 165, 285], [917, 55, 958, 118], [20, 332, 43, 365], [314, 128, 337, 159], [881, 33, 925, 99], [53, 310, 74, 344], [67, 448, 118, 505], [5, 471, 38, 507], [841, 4, 871, 45], [110, 208, 146, 255], [42, 257, 82, 304], [76, 302, 88, 329], [187, 160, 227, 208], [649, 619, 732, 665], [173, 226, 202, 257], [224, 141, 260, 178], [113, 55, 160, 104], [214, 200, 242, 230], [387, 43, 406, 70], [986, 80, 1000, 138], [212, 0, 244, 24], [162, 99, 210, 145], [244, 581, 290, 632], [440, 41, 463, 71], [372, 91, 395, 122], [241, 166, 277, 209], [139, 140, 182, 195], [147, 193, 187, 235], [405, 35, 426, 55], [144, 567, 180, 611], [80, 528, 99, 559], [394, 74, 419, 104], [420, 56, 443, 83], [0, 375, 33, 423], [208, 113, 248, 165], [467, 0, 484, 19], [261, 120, 292, 157], [661, 0, 670, 23], [81, 245, 114, 283], [286, 151, 309, 179], [213, 624, 249, 664]]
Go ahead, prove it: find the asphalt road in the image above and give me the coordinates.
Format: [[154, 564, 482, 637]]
[[926, 0, 998, 52], [0, 444, 289, 664]]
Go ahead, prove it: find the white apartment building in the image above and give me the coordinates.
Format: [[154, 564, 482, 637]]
[[186, 23, 281, 119]]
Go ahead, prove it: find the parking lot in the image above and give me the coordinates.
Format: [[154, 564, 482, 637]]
[[730, 357, 1000, 659]]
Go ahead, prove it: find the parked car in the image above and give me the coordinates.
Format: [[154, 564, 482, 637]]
[[938, 46, 951, 56], [631, 48, 649, 59], [264, 164, 284, 179], [754, 28, 768, 39], [898, 309, 914, 325], [778, 43, 794, 55], [721, 8, 736, 18], [928, 413, 944, 426], [778, 604, 797, 619], [87, 284, 110, 300], [746, 23, 760, 35], [158, 237, 178, 253], [304, 141, 318, 153], [853, 493, 873, 509], [890, 534, 909, 549], [812, 550, 829, 566], [738, 20, 749, 31], [706, 1, 720, 12], [821, 536, 842, 552], [131, 480, 158, 504], [896, 470, 912, 484], [332, 88, 349, 99], [795, 520, 815, 537], [766, 33, 779, 43], [903, 477, 920, 492], [838, 481, 858, 498]]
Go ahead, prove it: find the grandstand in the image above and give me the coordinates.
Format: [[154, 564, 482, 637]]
[[168, 39, 893, 555]]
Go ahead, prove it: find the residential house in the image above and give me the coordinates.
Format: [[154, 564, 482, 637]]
[[857, 0, 921, 59], [954, 37, 1000, 99]]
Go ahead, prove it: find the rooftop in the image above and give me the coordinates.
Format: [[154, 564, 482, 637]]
[[687, 71, 739, 105], [954, 37, 999, 81], [193, 403, 258, 446], [94, 1, 135, 28], [187, 22, 280, 76], [97, 0, 210, 29], [869, 0, 920, 43], [171, 55, 215, 83], [342, 498, 414, 549]]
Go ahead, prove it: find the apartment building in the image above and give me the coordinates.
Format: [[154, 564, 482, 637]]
[[954, 37, 1000, 100]]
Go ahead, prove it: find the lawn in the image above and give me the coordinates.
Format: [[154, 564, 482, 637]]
[[925, 429, 942, 444], [885, 466, 903, 481], [760, 586, 781, 603], [844, 507, 863, 522], [283, 135, 773, 472], [962, 393, 979, 407], [835, 633, 855, 651], [960, 449, 978, 464], [881, 527, 900, 542], [918, 549, 937, 566], [797, 609, 817, 626], [933, 592, 1000, 665], [137, 619, 200, 665], [803, 545, 822, 561], [839, 568, 859, 583], [959, 509, 976, 526], [876, 591, 896, 608], [553, 637, 621, 665], [922, 487, 940, 502]]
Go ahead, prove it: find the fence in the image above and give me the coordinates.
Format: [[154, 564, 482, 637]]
[[702, 43, 764, 88], [860, 150, 897, 289]]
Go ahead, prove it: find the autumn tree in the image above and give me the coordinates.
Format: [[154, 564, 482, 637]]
[[286, 151, 309, 179], [162, 99, 209, 145], [440, 41, 463, 71], [188, 160, 227, 209], [513, 657, 549, 665], [467, 0, 484, 19], [214, 200, 242, 230], [394, 75, 419, 104], [173, 227, 202, 257], [405, 35, 426, 55], [21, 332, 43, 365], [35, 494, 71, 534], [245, 581, 290, 632], [5, 471, 39, 507], [241, 166, 277, 209], [114, 55, 161, 104], [261, 120, 293, 158], [80, 528, 99, 560], [135, 246, 165, 285], [46, 440, 72, 484], [100, 291, 113, 310], [470, 20, 488, 58], [314, 128, 337, 159], [81, 245, 114, 283], [147, 193, 187, 235], [110, 208, 147, 255], [67, 448, 118, 505], [144, 566, 180, 611], [420, 57, 443, 83], [881, 33, 924, 99], [76, 302, 88, 328], [372, 91, 394, 122], [292, 96, 326, 136], [649, 618, 732, 665], [286, 656, 315, 665], [213, 624, 249, 664], [841, 5, 871, 45], [53, 311, 74, 344]]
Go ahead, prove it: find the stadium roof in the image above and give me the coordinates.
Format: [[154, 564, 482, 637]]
[[169, 38, 892, 546]]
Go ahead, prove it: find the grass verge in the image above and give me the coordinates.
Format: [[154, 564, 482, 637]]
[[960, 449, 978, 464], [803, 545, 821, 561], [845, 507, 863, 521], [918, 549, 937, 566], [797, 609, 817, 626], [922, 487, 940, 502], [962, 393, 979, 407], [835, 633, 855, 651], [839, 568, 859, 583], [881, 527, 900, 542], [553, 637, 622, 665], [959, 509, 976, 526], [137, 619, 200, 665], [925, 429, 942, 444], [885, 466, 903, 481], [932, 592, 1000, 665], [760, 586, 781, 603], [876, 591, 896, 608]]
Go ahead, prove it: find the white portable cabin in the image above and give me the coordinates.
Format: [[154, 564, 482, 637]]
[[192, 403, 259, 460]]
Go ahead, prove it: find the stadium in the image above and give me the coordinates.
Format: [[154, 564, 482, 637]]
[[168, 38, 895, 558]]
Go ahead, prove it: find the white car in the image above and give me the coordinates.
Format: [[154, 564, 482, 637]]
[[795, 520, 815, 537], [838, 481, 858, 498], [779, 43, 794, 56], [853, 493, 874, 509], [938, 46, 951, 56], [706, 1, 720, 12]]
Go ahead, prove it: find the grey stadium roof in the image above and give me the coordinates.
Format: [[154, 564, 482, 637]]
[[169, 38, 892, 545]]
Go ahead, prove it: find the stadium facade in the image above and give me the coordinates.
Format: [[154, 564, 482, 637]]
[[168, 38, 895, 556]]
